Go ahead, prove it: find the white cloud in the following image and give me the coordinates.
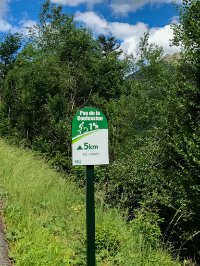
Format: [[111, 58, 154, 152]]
[[19, 19, 36, 29], [51, 0, 182, 14], [0, 0, 12, 32], [17, 19, 37, 35], [75, 11, 148, 39], [149, 25, 180, 55], [110, 22, 148, 40], [51, 0, 103, 7], [75, 11, 180, 56], [0, 18, 12, 32], [170, 16, 179, 24], [0, 17, 37, 34], [110, 0, 182, 15], [75, 11, 108, 34], [0, 0, 37, 34], [0, 0, 11, 17]]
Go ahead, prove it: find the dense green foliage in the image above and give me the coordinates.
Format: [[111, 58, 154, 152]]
[[0, 139, 180, 266], [0, 0, 200, 263]]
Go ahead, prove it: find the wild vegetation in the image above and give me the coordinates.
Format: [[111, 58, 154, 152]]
[[0, 0, 200, 264], [0, 139, 180, 265]]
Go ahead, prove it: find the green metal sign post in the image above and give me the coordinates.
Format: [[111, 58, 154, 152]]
[[72, 107, 109, 266], [86, 165, 95, 266]]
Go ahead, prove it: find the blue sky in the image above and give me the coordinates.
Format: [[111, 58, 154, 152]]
[[0, 0, 181, 56]]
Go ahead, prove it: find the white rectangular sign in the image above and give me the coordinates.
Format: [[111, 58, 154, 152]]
[[72, 107, 109, 166]]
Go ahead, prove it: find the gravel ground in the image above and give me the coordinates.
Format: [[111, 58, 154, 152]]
[[0, 218, 11, 266]]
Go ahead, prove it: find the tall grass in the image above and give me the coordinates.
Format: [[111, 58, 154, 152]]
[[0, 139, 181, 265]]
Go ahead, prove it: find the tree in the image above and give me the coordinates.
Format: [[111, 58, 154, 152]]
[[0, 0, 129, 170], [173, 0, 200, 90], [0, 33, 21, 93], [97, 35, 121, 56], [157, 0, 200, 258], [99, 35, 179, 219], [0, 33, 21, 68]]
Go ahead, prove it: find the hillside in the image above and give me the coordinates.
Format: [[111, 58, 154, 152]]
[[0, 0, 200, 263], [163, 53, 181, 63], [0, 139, 180, 265]]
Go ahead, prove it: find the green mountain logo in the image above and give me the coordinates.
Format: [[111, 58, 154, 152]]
[[77, 145, 83, 150]]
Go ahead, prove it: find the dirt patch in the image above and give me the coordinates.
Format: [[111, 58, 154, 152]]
[[0, 216, 12, 266]]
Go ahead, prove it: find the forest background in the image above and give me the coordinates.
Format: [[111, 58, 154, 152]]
[[0, 0, 200, 263]]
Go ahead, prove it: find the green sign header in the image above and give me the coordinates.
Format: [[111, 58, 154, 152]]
[[72, 107, 108, 140]]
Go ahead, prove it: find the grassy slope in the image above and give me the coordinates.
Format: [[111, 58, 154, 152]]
[[0, 139, 181, 266]]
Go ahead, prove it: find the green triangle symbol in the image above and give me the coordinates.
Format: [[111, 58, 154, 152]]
[[77, 145, 83, 150]]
